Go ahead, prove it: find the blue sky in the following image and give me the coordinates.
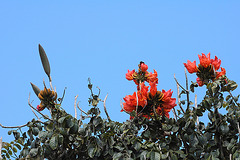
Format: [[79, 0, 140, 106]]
[[1, 1, 240, 143]]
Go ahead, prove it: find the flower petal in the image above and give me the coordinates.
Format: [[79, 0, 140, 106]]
[[198, 53, 211, 68], [184, 60, 198, 73]]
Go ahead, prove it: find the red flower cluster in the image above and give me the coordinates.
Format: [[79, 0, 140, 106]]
[[122, 62, 176, 119], [184, 53, 226, 86]]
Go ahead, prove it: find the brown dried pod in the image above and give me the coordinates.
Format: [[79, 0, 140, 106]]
[[38, 44, 51, 80], [30, 82, 41, 97]]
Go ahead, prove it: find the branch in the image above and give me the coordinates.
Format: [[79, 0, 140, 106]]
[[76, 102, 92, 118], [0, 123, 28, 129], [228, 91, 240, 107], [174, 74, 185, 113], [184, 68, 190, 110], [30, 104, 41, 122], [103, 94, 111, 121], [174, 74, 188, 93], [49, 76, 54, 91], [120, 100, 130, 114], [60, 87, 67, 104], [74, 95, 78, 119], [237, 122, 240, 145]]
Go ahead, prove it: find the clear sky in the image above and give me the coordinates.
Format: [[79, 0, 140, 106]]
[[1, 1, 240, 143]]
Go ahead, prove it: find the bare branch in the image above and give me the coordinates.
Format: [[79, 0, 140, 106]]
[[0, 123, 28, 129], [31, 107, 41, 122], [103, 94, 111, 121], [120, 100, 130, 114], [228, 91, 240, 107], [174, 74, 185, 113], [76, 102, 91, 118], [184, 68, 190, 110], [49, 76, 54, 91], [174, 74, 188, 93], [60, 87, 67, 104], [74, 95, 78, 119]]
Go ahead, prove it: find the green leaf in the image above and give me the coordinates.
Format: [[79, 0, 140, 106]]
[[29, 148, 38, 157], [58, 116, 66, 124], [32, 127, 40, 136], [46, 122, 54, 131], [113, 152, 123, 160], [49, 135, 58, 150], [133, 142, 141, 151], [88, 144, 97, 158], [219, 124, 229, 134]]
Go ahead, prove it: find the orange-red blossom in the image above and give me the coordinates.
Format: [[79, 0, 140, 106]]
[[122, 81, 176, 119], [184, 53, 226, 86]]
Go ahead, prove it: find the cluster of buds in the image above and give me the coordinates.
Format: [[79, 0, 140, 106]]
[[122, 62, 176, 119], [37, 88, 57, 111], [184, 53, 226, 86]]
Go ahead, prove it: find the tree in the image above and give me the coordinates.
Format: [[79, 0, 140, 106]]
[[1, 46, 240, 160]]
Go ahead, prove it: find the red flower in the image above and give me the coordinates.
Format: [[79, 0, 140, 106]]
[[37, 104, 45, 111], [149, 81, 157, 96], [211, 56, 221, 70], [140, 63, 148, 72], [196, 77, 204, 87], [161, 89, 177, 114], [184, 60, 198, 73], [198, 53, 211, 68], [146, 69, 158, 84], [184, 53, 226, 86], [216, 67, 226, 79], [126, 69, 137, 81]]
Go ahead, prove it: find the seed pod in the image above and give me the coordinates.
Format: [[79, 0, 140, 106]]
[[38, 44, 51, 80], [30, 82, 41, 97]]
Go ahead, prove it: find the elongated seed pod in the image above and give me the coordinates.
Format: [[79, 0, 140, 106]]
[[38, 44, 51, 80], [30, 82, 41, 97]]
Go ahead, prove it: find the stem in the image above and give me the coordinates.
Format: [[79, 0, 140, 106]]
[[74, 95, 78, 119], [228, 91, 240, 107], [103, 94, 111, 121], [184, 68, 190, 110], [195, 94, 199, 127], [174, 74, 185, 113]]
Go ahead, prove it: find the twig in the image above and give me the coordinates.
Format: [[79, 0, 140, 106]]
[[49, 76, 54, 91], [28, 93, 53, 122], [60, 87, 67, 104], [77, 102, 89, 116], [228, 91, 240, 107], [195, 94, 200, 131], [174, 74, 188, 93], [174, 74, 185, 113], [120, 100, 130, 114], [0, 123, 28, 129], [172, 108, 177, 121], [31, 107, 41, 122], [195, 94, 199, 124], [0, 137, 2, 160], [74, 95, 78, 119], [237, 122, 240, 145], [103, 94, 111, 121], [184, 68, 190, 110]]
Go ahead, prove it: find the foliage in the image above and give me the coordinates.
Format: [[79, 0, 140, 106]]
[[1, 47, 240, 160]]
